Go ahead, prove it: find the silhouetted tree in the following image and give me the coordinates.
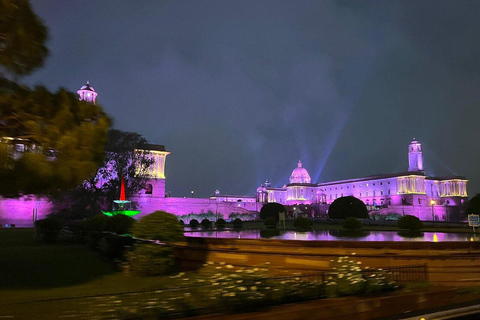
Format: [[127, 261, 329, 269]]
[[328, 196, 369, 219], [67, 129, 154, 216], [260, 202, 286, 221], [466, 193, 480, 216]]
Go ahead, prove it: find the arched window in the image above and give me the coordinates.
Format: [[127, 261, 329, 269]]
[[145, 184, 153, 195]]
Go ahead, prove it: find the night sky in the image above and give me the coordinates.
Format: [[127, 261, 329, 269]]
[[25, 0, 480, 198]]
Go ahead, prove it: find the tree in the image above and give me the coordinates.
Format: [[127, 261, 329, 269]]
[[99, 129, 154, 209], [0, 81, 111, 197], [0, 0, 49, 77], [466, 194, 480, 216], [328, 196, 369, 219], [67, 129, 154, 216], [260, 202, 286, 221], [0, 1, 110, 198]]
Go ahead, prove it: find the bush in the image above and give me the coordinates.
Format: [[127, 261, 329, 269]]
[[232, 218, 243, 228], [342, 217, 362, 230], [293, 217, 312, 229], [328, 196, 369, 220], [189, 219, 199, 228], [179, 220, 185, 226], [264, 217, 277, 228], [106, 214, 136, 235], [82, 214, 111, 232], [34, 218, 62, 242], [131, 211, 184, 242], [98, 234, 135, 260], [201, 218, 211, 229], [124, 243, 176, 276], [260, 202, 286, 221], [398, 215, 423, 230], [216, 218, 226, 228]]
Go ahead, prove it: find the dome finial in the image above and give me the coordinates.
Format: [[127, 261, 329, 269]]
[[298, 160, 302, 167]]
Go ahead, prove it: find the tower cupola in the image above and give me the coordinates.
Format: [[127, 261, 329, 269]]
[[408, 139, 424, 172], [77, 81, 98, 104]]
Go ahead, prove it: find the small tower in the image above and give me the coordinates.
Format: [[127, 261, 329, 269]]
[[135, 144, 170, 198], [77, 81, 98, 104], [408, 139, 424, 172]]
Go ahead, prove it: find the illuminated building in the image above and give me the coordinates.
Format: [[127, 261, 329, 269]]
[[257, 140, 468, 221], [0, 83, 469, 226]]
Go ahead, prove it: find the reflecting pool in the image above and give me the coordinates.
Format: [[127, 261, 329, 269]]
[[184, 229, 480, 242]]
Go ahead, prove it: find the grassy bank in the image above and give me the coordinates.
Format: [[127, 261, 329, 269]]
[[0, 228, 188, 304]]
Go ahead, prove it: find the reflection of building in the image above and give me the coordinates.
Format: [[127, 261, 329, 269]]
[[256, 139, 467, 221]]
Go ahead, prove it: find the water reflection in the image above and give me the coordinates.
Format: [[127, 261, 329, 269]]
[[184, 229, 479, 242]]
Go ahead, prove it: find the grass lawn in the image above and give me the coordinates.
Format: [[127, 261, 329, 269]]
[[0, 228, 194, 304]]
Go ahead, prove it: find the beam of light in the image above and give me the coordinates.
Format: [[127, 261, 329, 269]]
[[312, 115, 349, 183], [424, 147, 457, 176]]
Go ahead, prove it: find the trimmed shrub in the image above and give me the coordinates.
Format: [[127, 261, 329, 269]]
[[232, 218, 243, 228], [264, 217, 277, 228], [328, 196, 369, 219], [189, 219, 199, 228], [342, 217, 362, 230], [216, 218, 226, 228], [106, 214, 136, 235], [201, 218, 211, 229], [34, 218, 62, 242], [260, 202, 286, 221], [260, 229, 280, 238], [131, 211, 184, 242], [398, 215, 423, 230], [124, 243, 176, 276], [294, 217, 313, 229]]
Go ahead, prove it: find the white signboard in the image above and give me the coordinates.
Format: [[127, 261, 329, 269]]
[[468, 214, 480, 227]]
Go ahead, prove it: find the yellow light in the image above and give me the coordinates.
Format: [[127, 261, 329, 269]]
[[430, 200, 436, 205]]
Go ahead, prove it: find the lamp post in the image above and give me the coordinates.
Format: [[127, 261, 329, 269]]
[[191, 190, 194, 198], [430, 200, 436, 221]]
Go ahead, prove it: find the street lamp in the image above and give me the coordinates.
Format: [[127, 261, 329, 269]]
[[191, 190, 194, 198], [430, 200, 436, 221]]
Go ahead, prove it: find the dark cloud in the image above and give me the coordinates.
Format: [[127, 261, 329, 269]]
[[25, 0, 480, 197]]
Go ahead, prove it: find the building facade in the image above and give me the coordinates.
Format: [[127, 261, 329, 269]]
[[256, 139, 468, 221]]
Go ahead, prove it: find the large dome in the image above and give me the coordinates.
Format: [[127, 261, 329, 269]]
[[289, 160, 311, 184]]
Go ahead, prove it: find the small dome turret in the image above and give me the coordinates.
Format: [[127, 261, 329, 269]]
[[77, 81, 98, 104]]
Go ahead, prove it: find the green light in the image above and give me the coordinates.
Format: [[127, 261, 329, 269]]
[[102, 210, 141, 217]]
